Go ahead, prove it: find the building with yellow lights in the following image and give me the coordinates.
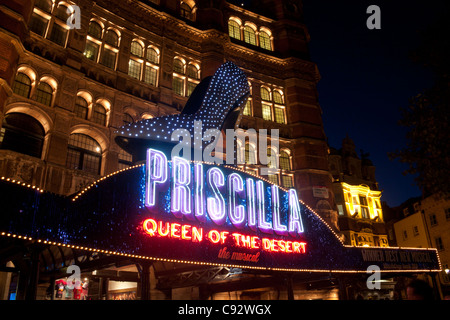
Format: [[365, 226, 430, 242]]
[[329, 136, 389, 247]]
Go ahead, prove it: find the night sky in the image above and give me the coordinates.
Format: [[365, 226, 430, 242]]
[[301, 0, 447, 207]]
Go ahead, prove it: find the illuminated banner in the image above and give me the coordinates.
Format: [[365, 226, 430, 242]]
[[0, 148, 442, 273]]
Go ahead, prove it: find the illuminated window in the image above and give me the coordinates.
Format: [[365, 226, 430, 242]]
[[12, 73, 32, 98], [273, 90, 283, 104], [260, 87, 271, 101], [92, 104, 107, 126], [243, 99, 252, 116], [66, 134, 102, 175], [228, 20, 241, 40], [54, 4, 70, 21], [84, 41, 99, 61], [243, 26, 257, 45], [268, 174, 278, 185], [0, 113, 45, 158], [128, 59, 142, 79], [35, 82, 53, 106], [173, 58, 185, 74], [74, 96, 89, 119], [144, 67, 158, 86], [173, 76, 184, 96], [259, 31, 271, 50], [279, 150, 291, 170], [147, 47, 159, 64], [359, 196, 370, 219], [282, 175, 294, 188], [262, 104, 272, 121], [131, 40, 144, 57], [274, 106, 285, 124], [173, 57, 199, 97]]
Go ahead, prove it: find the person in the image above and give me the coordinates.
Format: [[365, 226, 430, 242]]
[[406, 279, 434, 300]]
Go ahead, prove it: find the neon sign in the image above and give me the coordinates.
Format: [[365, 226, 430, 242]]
[[145, 149, 304, 235]]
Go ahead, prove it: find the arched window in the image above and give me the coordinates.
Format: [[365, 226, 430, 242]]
[[130, 40, 144, 58], [273, 90, 283, 104], [228, 20, 241, 40], [12, 73, 32, 98], [146, 47, 159, 64], [0, 113, 45, 158], [187, 64, 199, 79], [35, 0, 52, 13], [88, 21, 103, 39], [260, 87, 271, 101], [259, 30, 272, 50], [92, 103, 107, 126], [74, 96, 89, 119], [267, 148, 278, 169], [35, 82, 53, 106], [279, 150, 291, 170], [180, 2, 193, 19], [66, 133, 102, 175], [104, 29, 119, 47], [173, 58, 185, 74], [123, 113, 134, 125], [243, 25, 257, 45]]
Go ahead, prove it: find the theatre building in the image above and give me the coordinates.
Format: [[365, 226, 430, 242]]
[[0, 0, 442, 300]]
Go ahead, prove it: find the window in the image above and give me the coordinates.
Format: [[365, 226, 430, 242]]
[[48, 22, 68, 46], [268, 174, 278, 185], [172, 57, 199, 97], [35, 0, 52, 13], [282, 175, 294, 188], [84, 41, 99, 61], [180, 2, 193, 20], [274, 106, 286, 124], [100, 48, 117, 69], [402, 230, 408, 240], [123, 113, 134, 125], [128, 59, 142, 79], [245, 143, 256, 165], [29, 11, 49, 37], [0, 113, 45, 158], [435, 237, 444, 251], [173, 76, 184, 96], [12, 73, 32, 98], [85, 20, 120, 70], [104, 30, 119, 47], [413, 226, 419, 236], [92, 104, 107, 126], [147, 47, 159, 64], [74, 96, 89, 119], [259, 30, 272, 50], [260, 87, 271, 101], [243, 26, 257, 45], [445, 208, 450, 220], [35, 82, 53, 106], [88, 21, 103, 39], [262, 104, 272, 121], [130, 40, 144, 57], [430, 214, 438, 226], [228, 20, 241, 40], [359, 196, 370, 219], [66, 134, 102, 175], [279, 150, 291, 171], [118, 148, 133, 170], [260, 87, 286, 123], [243, 100, 252, 116]]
